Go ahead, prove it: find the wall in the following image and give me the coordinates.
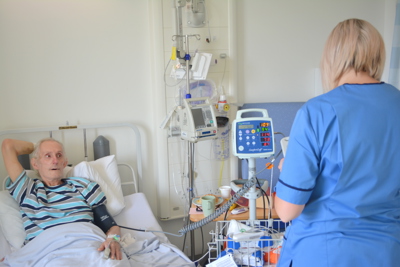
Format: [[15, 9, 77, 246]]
[[237, 0, 397, 103], [0, 0, 159, 216], [0, 0, 397, 259]]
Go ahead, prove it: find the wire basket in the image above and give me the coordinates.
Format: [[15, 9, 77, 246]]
[[208, 219, 288, 266]]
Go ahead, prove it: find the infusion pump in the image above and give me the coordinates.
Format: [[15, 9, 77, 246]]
[[232, 109, 275, 159], [179, 97, 217, 143]]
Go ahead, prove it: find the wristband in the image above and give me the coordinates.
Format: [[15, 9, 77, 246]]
[[107, 234, 120, 242]]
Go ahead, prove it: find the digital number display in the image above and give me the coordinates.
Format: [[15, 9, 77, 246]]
[[238, 124, 253, 129]]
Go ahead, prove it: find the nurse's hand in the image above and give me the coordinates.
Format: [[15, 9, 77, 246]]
[[278, 158, 284, 171]]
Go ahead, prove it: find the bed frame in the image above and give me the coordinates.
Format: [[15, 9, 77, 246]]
[[0, 122, 195, 266]]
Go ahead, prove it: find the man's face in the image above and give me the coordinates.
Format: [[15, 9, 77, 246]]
[[31, 140, 68, 183]]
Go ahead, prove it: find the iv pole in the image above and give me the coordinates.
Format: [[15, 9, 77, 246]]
[[172, 33, 201, 260], [172, 2, 205, 260]]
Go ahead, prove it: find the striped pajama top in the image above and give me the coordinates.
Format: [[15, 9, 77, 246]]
[[6, 171, 106, 243]]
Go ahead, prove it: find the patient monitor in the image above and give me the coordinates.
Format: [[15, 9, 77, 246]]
[[179, 97, 217, 143]]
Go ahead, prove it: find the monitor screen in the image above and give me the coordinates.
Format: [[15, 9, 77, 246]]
[[191, 108, 205, 128]]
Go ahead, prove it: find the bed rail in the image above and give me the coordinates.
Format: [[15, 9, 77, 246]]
[[0, 122, 142, 193]]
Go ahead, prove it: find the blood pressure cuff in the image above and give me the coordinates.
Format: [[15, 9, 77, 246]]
[[92, 204, 117, 233]]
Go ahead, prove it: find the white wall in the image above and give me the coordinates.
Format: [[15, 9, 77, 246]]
[[237, 0, 397, 103], [0, 0, 159, 217], [0, 0, 397, 260]]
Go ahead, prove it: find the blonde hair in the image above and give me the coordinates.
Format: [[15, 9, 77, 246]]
[[320, 19, 385, 91]]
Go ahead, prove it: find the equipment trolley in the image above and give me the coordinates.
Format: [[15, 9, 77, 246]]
[[207, 219, 288, 266]]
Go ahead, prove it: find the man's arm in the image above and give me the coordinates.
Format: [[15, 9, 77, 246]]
[[2, 139, 34, 182]]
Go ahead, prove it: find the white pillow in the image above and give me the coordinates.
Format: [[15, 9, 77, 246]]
[[66, 155, 125, 216], [0, 190, 26, 249]]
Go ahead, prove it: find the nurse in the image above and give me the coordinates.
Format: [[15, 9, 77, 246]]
[[275, 19, 400, 266]]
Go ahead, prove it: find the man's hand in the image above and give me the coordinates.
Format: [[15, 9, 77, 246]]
[[98, 238, 122, 260], [97, 226, 122, 260]]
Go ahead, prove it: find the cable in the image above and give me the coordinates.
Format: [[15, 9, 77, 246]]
[[200, 226, 204, 256], [178, 176, 258, 235], [223, 207, 229, 220], [274, 132, 286, 137], [118, 225, 184, 238], [205, 0, 212, 42], [164, 58, 187, 87], [194, 249, 211, 265], [256, 178, 266, 219]]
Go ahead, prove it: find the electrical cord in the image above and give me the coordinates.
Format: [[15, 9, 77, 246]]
[[256, 178, 266, 219], [118, 225, 184, 237], [164, 58, 187, 87], [223, 207, 229, 220], [200, 226, 204, 256]]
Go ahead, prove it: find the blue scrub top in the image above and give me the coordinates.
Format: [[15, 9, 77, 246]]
[[275, 83, 400, 266]]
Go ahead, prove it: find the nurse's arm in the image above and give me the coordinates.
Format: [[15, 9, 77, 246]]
[[274, 195, 305, 223]]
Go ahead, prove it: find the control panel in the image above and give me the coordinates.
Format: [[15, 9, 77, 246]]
[[232, 109, 275, 159]]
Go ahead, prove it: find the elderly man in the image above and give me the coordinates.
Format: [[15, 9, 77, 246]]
[[1, 138, 122, 260]]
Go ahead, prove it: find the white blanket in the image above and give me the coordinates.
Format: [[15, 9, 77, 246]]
[[0, 222, 194, 267]]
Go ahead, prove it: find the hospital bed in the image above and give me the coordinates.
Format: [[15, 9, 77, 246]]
[[0, 122, 194, 267]]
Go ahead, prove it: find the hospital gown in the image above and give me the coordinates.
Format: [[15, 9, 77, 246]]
[[275, 82, 400, 266]]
